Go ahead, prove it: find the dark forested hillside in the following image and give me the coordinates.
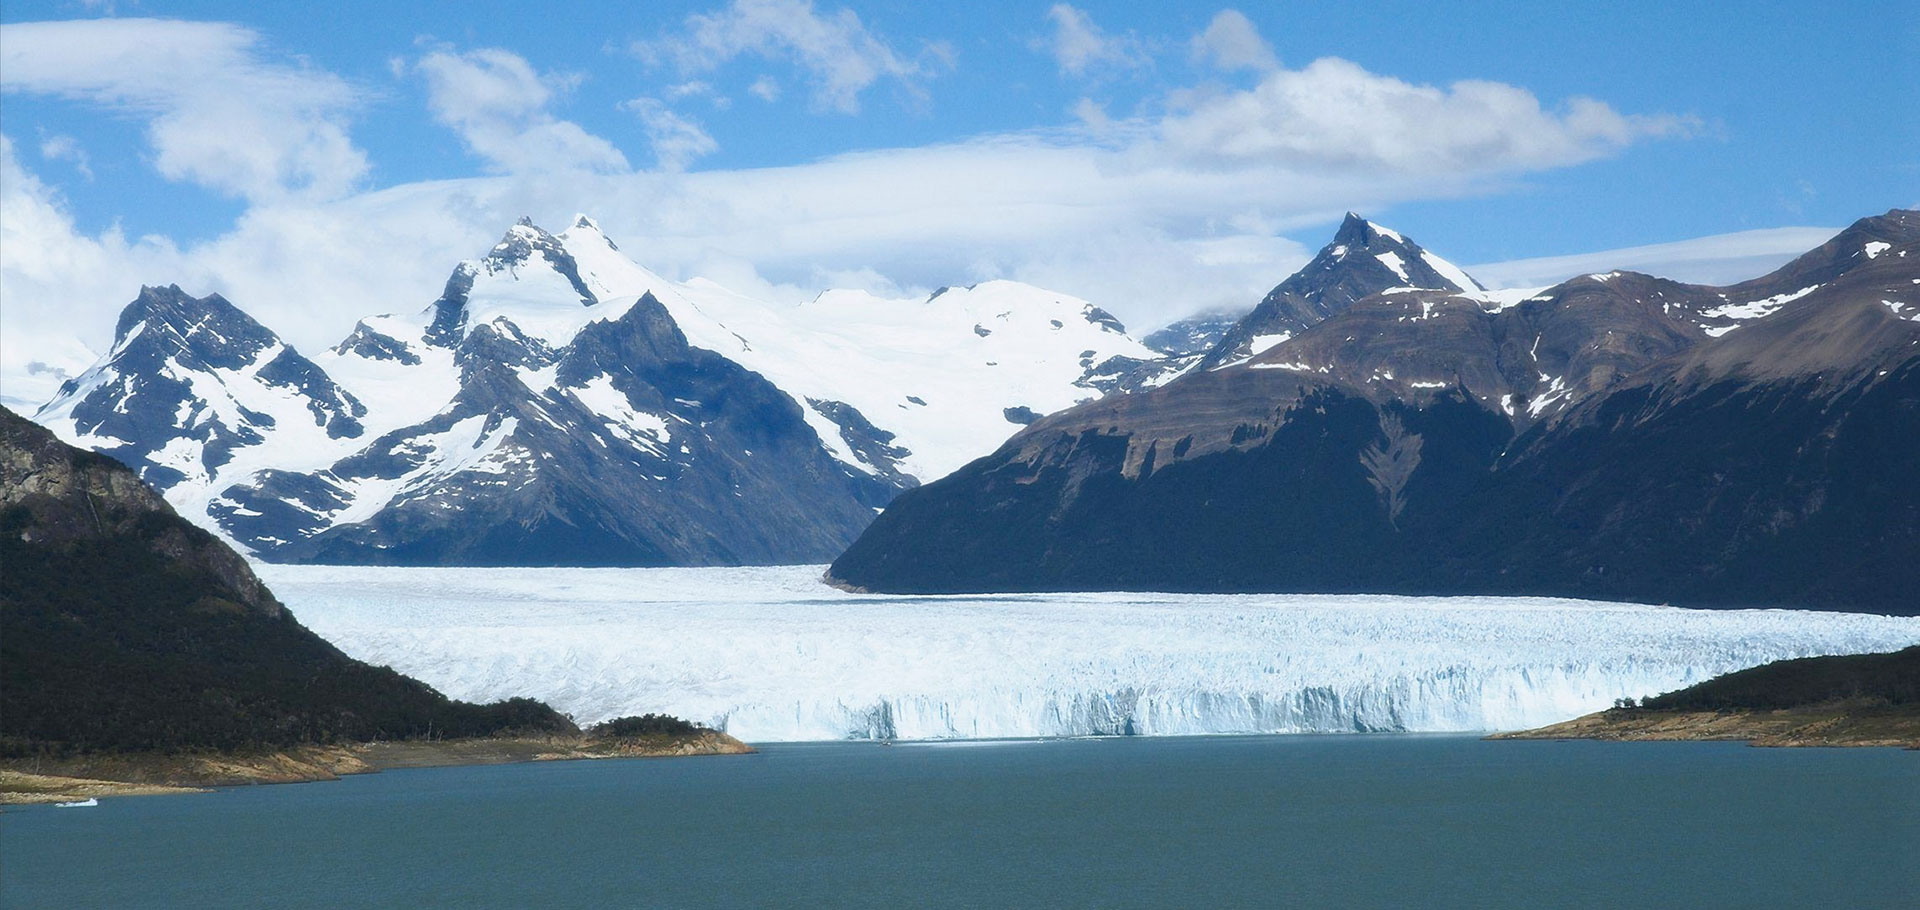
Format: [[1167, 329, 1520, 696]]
[[1641, 647, 1920, 712], [0, 406, 573, 755]]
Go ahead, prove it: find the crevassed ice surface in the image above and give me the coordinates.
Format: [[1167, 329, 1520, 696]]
[[259, 564, 1920, 743]]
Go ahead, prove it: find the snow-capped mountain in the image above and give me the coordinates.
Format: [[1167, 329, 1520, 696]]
[[35, 216, 1169, 565], [1197, 212, 1486, 369], [37, 285, 369, 496], [830, 209, 1920, 614]]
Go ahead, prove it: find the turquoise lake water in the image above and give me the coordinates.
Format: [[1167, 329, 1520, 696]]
[[3, 735, 1915, 909]]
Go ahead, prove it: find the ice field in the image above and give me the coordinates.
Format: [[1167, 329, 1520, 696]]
[[260, 564, 1920, 742]]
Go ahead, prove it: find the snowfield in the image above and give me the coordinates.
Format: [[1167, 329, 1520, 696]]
[[258, 564, 1920, 743]]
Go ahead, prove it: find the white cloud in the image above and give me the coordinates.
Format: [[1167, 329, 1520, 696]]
[[36, 132, 92, 179], [0, 135, 180, 406], [1044, 4, 1147, 77], [0, 18, 367, 202], [638, 0, 945, 114], [621, 98, 719, 170], [1070, 97, 1112, 131], [412, 47, 630, 175], [1155, 57, 1695, 176], [1190, 10, 1277, 73], [1, 50, 1701, 405], [1469, 227, 1839, 289], [665, 80, 716, 100], [748, 75, 782, 102], [663, 80, 733, 110]]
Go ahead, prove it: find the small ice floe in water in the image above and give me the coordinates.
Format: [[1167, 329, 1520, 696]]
[[55, 798, 99, 808]]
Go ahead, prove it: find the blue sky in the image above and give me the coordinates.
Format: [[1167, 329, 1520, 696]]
[[1, 0, 1915, 384]]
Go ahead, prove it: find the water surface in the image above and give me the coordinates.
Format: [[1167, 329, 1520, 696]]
[[5, 735, 1915, 909]]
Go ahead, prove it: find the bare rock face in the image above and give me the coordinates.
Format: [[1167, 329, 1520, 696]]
[[830, 211, 1920, 613]]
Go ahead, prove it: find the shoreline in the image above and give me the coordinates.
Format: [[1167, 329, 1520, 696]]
[[0, 730, 754, 806], [13, 709, 1915, 807], [1490, 702, 1920, 748]]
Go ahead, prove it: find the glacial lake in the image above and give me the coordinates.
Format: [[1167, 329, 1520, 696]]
[[4, 735, 1916, 909]]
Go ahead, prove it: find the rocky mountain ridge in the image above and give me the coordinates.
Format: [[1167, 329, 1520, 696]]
[[32, 216, 1171, 565], [828, 209, 1920, 613]]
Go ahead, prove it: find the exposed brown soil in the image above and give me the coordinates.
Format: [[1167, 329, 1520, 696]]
[[0, 770, 204, 804], [0, 731, 753, 805]]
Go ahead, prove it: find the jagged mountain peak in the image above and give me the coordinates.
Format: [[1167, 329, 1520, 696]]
[[1197, 214, 1483, 369], [37, 285, 367, 496], [426, 218, 607, 347], [32, 210, 1176, 567], [1300, 214, 1480, 296], [487, 218, 583, 276], [418, 224, 1167, 485], [1331, 211, 1406, 247], [96, 285, 294, 380], [112, 284, 273, 354]]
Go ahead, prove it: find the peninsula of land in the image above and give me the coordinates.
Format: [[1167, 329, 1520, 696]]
[[1496, 646, 1920, 747]]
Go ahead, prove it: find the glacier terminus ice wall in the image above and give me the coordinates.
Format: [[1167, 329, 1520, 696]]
[[261, 565, 1920, 742]]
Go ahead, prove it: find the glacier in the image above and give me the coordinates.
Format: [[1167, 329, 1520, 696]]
[[258, 564, 1920, 743]]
